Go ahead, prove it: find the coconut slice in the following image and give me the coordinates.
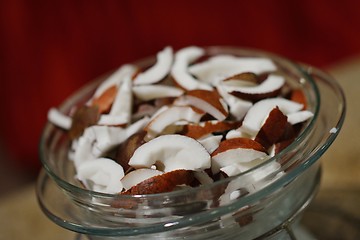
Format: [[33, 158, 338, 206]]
[[287, 110, 314, 125], [174, 90, 228, 121], [241, 98, 304, 136], [133, 84, 184, 101], [133, 46, 173, 85], [76, 158, 124, 194], [182, 120, 241, 139], [97, 74, 133, 126], [144, 105, 204, 139], [92, 64, 137, 99], [121, 168, 164, 190], [211, 138, 268, 174], [188, 55, 277, 86], [122, 169, 194, 195], [227, 75, 285, 101], [254, 106, 288, 149], [216, 85, 253, 120], [198, 134, 222, 154], [171, 46, 212, 90], [128, 134, 211, 172], [48, 107, 72, 130], [73, 125, 128, 168]]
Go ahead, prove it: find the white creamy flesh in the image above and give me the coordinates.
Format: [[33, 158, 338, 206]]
[[175, 95, 227, 121], [212, 148, 268, 174], [47, 108, 72, 130], [132, 84, 184, 101], [223, 75, 285, 94], [145, 105, 203, 138], [198, 135, 222, 154], [242, 98, 303, 136], [129, 134, 211, 172], [133, 46, 173, 85], [121, 169, 164, 190], [77, 158, 124, 194], [171, 46, 212, 90], [189, 55, 277, 85], [216, 85, 253, 120], [287, 110, 314, 125]]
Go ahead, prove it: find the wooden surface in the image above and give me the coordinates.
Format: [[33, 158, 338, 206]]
[[0, 58, 359, 240]]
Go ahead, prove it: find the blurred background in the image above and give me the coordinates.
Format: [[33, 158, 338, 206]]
[[1, 0, 360, 196]]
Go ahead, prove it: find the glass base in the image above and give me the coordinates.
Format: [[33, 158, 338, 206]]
[[74, 225, 316, 240]]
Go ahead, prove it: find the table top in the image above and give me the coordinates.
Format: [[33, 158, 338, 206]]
[[0, 58, 359, 240]]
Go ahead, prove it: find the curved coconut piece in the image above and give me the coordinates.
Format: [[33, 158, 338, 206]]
[[144, 105, 204, 139], [241, 98, 304, 136], [48, 107, 72, 130], [175, 89, 228, 121], [220, 158, 280, 179], [198, 134, 222, 154], [73, 125, 128, 168], [121, 168, 164, 190], [132, 84, 184, 101], [92, 64, 137, 99], [133, 46, 173, 85], [287, 110, 314, 125], [128, 134, 211, 172], [211, 138, 268, 174], [225, 128, 252, 140], [171, 46, 212, 91], [122, 169, 194, 195], [182, 120, 241, 139], [254, 106, 288, 149], [76, 158, 124, 194], [216, 85, 253, 120], [97, 75, 133, 126], [188, 55, 277, 86], [227, 75, 285, 102]]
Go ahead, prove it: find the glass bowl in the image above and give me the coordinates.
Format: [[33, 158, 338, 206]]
[[36, 47, 345, 239]]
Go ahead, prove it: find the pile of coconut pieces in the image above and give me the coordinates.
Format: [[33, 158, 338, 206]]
[[48, 46, 313, 196]]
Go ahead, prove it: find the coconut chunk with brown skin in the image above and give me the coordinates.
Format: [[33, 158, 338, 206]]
[[182, 120, 241, 139], [144, 105, 204, 139], [226, 75, 285, 102], [132, 84, 184, 101], [241, 98, 304, 136], [133, 46, 173, 85], [121, 168, 164, 191], [188, 55, 277, 86], [128, 134, 211, 172], [97, 75, 133, 126], [211, 138, 268, 174], [92, 65, 137, 98], [122, 169, 194, 195], [171, 46, 212, 91], [174, 89, 229, 121]]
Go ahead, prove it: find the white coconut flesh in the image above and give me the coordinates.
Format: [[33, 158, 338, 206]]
[[128, 134, 211, 172], [133, 46, 174, 85]]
